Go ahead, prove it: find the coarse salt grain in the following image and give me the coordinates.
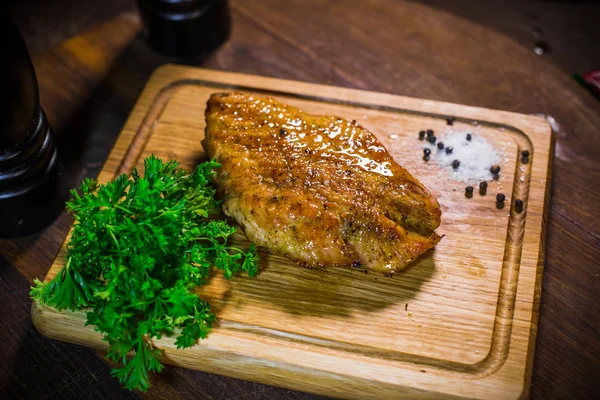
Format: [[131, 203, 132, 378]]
[[425, 129, 500, 183]]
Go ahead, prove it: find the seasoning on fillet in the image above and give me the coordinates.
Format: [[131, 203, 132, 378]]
[[204, 92, 442, 274]]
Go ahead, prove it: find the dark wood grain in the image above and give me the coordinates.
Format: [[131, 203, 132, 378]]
[[1, 1, 599, 399], [0, 255, 139, 400], [7, 0, 137, 56]]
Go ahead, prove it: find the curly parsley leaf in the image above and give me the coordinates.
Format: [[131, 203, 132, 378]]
[[30, 155, 258, 392]]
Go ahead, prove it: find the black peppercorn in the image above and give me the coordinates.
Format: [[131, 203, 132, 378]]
[[445, 146, 453, 154], [427, 135, 436, 144], [280, 128, 287, 136], [452, 159, 460, 169], [515, 199, 524, 213], [479, 181, 487, 195], [437, 142, 444, 150], [419, 130, 425, 140], [466, 133, 472, 141], [465, 186, 474, 198], [423, 148, 431, 156], [496, 193, 506, 203], [521, 150, 530, 158], [446, 117, 455, 125], [423, 155, 430, 162], [490, 165, 501, 174], [426, 129, 434, 137], [492, 173, 500, 181]]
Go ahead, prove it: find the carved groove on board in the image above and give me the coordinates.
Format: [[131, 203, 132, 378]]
[[115, 81, 190, 176]]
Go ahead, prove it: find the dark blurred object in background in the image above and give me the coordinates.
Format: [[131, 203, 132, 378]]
[[574, 70, 600, 101], [0, 17, 65, 238], [137, 0, 231, 58]]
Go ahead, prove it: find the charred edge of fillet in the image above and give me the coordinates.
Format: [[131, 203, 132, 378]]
[[340, 217, 440, 273]]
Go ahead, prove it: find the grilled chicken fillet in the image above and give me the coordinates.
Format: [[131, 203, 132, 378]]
[[204, 92, 441, 274]]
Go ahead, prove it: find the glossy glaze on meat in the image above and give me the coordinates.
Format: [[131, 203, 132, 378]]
[[203, 92, 441, 274]]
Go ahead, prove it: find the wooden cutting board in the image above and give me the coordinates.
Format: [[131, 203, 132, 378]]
[[32, 66, 553, 399]]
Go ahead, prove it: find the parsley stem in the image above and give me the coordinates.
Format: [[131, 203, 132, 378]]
[[59, 256, 72, 281], [116, 205, 135, 215], [107, 228, 123, 263]]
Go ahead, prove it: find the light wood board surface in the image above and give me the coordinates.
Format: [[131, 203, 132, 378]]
[[32, 66, 553, 399]]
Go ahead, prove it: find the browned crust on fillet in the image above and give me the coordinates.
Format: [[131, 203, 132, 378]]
[[203, 92, 441, 274]]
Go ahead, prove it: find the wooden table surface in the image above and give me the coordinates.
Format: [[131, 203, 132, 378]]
[[2, 1, 599, 399]]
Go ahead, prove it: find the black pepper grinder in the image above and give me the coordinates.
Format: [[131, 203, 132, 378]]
[[0, 18, 65, 238], [138, 0, 231, 58]]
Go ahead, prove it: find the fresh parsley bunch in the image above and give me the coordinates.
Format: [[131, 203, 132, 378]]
[[31, 155, 258, 391]]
